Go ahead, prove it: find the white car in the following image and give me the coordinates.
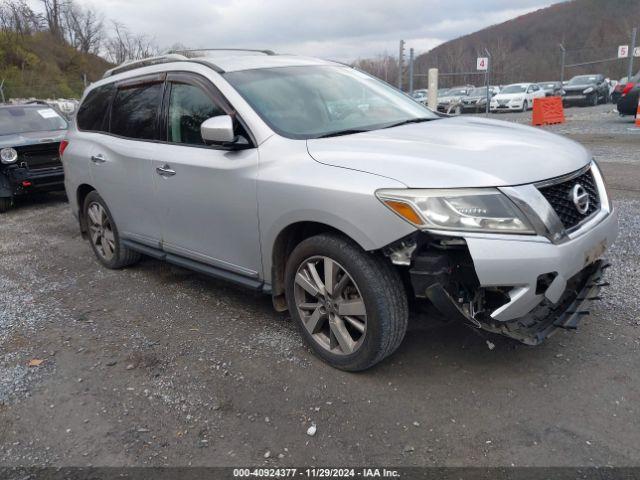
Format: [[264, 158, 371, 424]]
[[491, 83, 546, 112]]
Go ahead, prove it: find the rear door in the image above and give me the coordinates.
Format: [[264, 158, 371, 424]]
[[90, 74, 165, 247], [152, 72, 261, 279]]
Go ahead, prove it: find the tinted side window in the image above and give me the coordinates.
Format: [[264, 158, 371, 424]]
[[77, 84, 114, 132], [110, 81, 163, 140], [168, 83, 225, 145]]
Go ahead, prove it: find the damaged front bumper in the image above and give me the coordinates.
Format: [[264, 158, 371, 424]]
[[425, 258, 608, 345], [1, 165, 65, 196]]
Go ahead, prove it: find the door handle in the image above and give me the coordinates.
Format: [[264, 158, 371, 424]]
[[90, 154, 106, 164], [156, 164, 176, 177]]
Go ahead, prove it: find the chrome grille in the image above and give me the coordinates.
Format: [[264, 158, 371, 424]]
[[537, 168, 600, 231]]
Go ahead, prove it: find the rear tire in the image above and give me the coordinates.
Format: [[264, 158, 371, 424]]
[[83, 191, 141, 269], [285, 233, 408, 371], [0, 197, 12, 213]]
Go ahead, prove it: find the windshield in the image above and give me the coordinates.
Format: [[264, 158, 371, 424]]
[[468, 88, 488, 96], [225, 66, 437, 139], [569, 75, 597, 85], [445, 88, 468, 96], [500, 85, 527, 94], [0, 106, 68, 136]]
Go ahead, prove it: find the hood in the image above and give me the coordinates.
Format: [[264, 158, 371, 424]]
[[306, 117, 591, 188], [0, 130, 66, 149]]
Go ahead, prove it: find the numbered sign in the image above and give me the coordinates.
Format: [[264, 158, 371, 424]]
[[635, 47, 640, 58], [618, 45, 629, 58], [477, 57, 488, 71]]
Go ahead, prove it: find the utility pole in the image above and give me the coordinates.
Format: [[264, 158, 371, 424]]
[[0, 79, 5, 104], [398, 40, 405, 90], [408, 48, 414, 95], [559, 44, 566, 84], [628, 27, 637, 80]]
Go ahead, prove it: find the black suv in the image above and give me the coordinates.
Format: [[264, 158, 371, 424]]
[[562, 74, 609, 106], [0, 104, 68, 212]]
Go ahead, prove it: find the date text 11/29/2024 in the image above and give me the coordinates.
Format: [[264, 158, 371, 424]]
[[233, 468, 400, 477]]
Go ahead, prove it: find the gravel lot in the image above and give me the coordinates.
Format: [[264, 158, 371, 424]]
[[1, 104, 639, 468]]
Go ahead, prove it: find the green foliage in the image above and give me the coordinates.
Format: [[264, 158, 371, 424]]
[[0, 31, 113, 99]]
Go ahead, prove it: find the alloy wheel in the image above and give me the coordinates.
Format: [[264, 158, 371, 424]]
[[87, 202, 115, 261], [293, 256, 367, 355]]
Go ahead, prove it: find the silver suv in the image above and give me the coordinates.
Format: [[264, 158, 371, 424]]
[[63, 50, 618, 371]]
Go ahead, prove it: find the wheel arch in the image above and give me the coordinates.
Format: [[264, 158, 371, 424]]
[[270, 221, 362, 312], [76, 183, 96, 237]]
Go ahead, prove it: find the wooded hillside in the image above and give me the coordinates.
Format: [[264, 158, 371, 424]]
[[412, 0, 640, 88]]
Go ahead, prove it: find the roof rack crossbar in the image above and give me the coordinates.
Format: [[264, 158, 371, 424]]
[[103, 54, 188, 78], [166, 48, 276, 57]]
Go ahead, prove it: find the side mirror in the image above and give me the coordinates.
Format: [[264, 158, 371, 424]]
[[201, 115, 235, 145]]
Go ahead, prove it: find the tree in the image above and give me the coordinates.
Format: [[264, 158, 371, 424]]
[[0, 0, 42, 36], [104, 21, 158, 64], [64, 2, 104, 54], [39, 0, 66, 40]]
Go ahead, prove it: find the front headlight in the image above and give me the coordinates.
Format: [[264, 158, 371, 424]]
[[583, 87, 594, 94], [0, 147, 18, 164], [376, 188, 535, 234]]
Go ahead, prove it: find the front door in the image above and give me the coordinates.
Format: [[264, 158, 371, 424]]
[[152, 73, 261, 279]]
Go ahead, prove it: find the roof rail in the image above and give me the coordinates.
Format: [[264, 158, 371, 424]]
[[103, 53, 188, 78], [167, 48, 276, 58]]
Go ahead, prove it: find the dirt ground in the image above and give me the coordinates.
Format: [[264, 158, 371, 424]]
[[1, 104, 639, 467]]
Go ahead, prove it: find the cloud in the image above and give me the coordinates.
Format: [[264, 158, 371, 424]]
[[45, 0, 565, 61]]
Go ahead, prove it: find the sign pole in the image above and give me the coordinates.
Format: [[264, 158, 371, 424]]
[[484, 48, 491, 117], [408, 48, 414, 95], [559, 44, 566, 84], [629, 27, 637, 80]]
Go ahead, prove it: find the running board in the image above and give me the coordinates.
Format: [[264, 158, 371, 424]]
[[121, 239, 264, 291]]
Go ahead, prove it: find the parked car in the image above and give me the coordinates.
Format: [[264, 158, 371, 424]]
[[437, 86, 473, 113], [0, 104, 68, 212], [616, 72, 640, 116], [460, 86, 500, 113], [562, 74, 609, 106], [411, 89, 428, 104], [63, 50, 618, 371], [490, 83, 545, 112], [611, 77, 627, 104], [538, 81, 563, 97]]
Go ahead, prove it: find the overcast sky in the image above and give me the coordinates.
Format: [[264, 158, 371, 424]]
[[66, 0, 565, 61]]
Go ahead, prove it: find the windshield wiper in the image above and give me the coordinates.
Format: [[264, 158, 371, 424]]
[[315, 129, 371, 138], [382, 117, 435, 129]]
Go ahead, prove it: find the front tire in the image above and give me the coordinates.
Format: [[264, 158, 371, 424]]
[[83, 191, 141, 269], [285, 234, 408, 371], [521, 100, 528, 112], [0, 197, 12, 213]]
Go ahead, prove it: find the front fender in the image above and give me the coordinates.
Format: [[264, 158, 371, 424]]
[[257, 136, 416, 282]]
